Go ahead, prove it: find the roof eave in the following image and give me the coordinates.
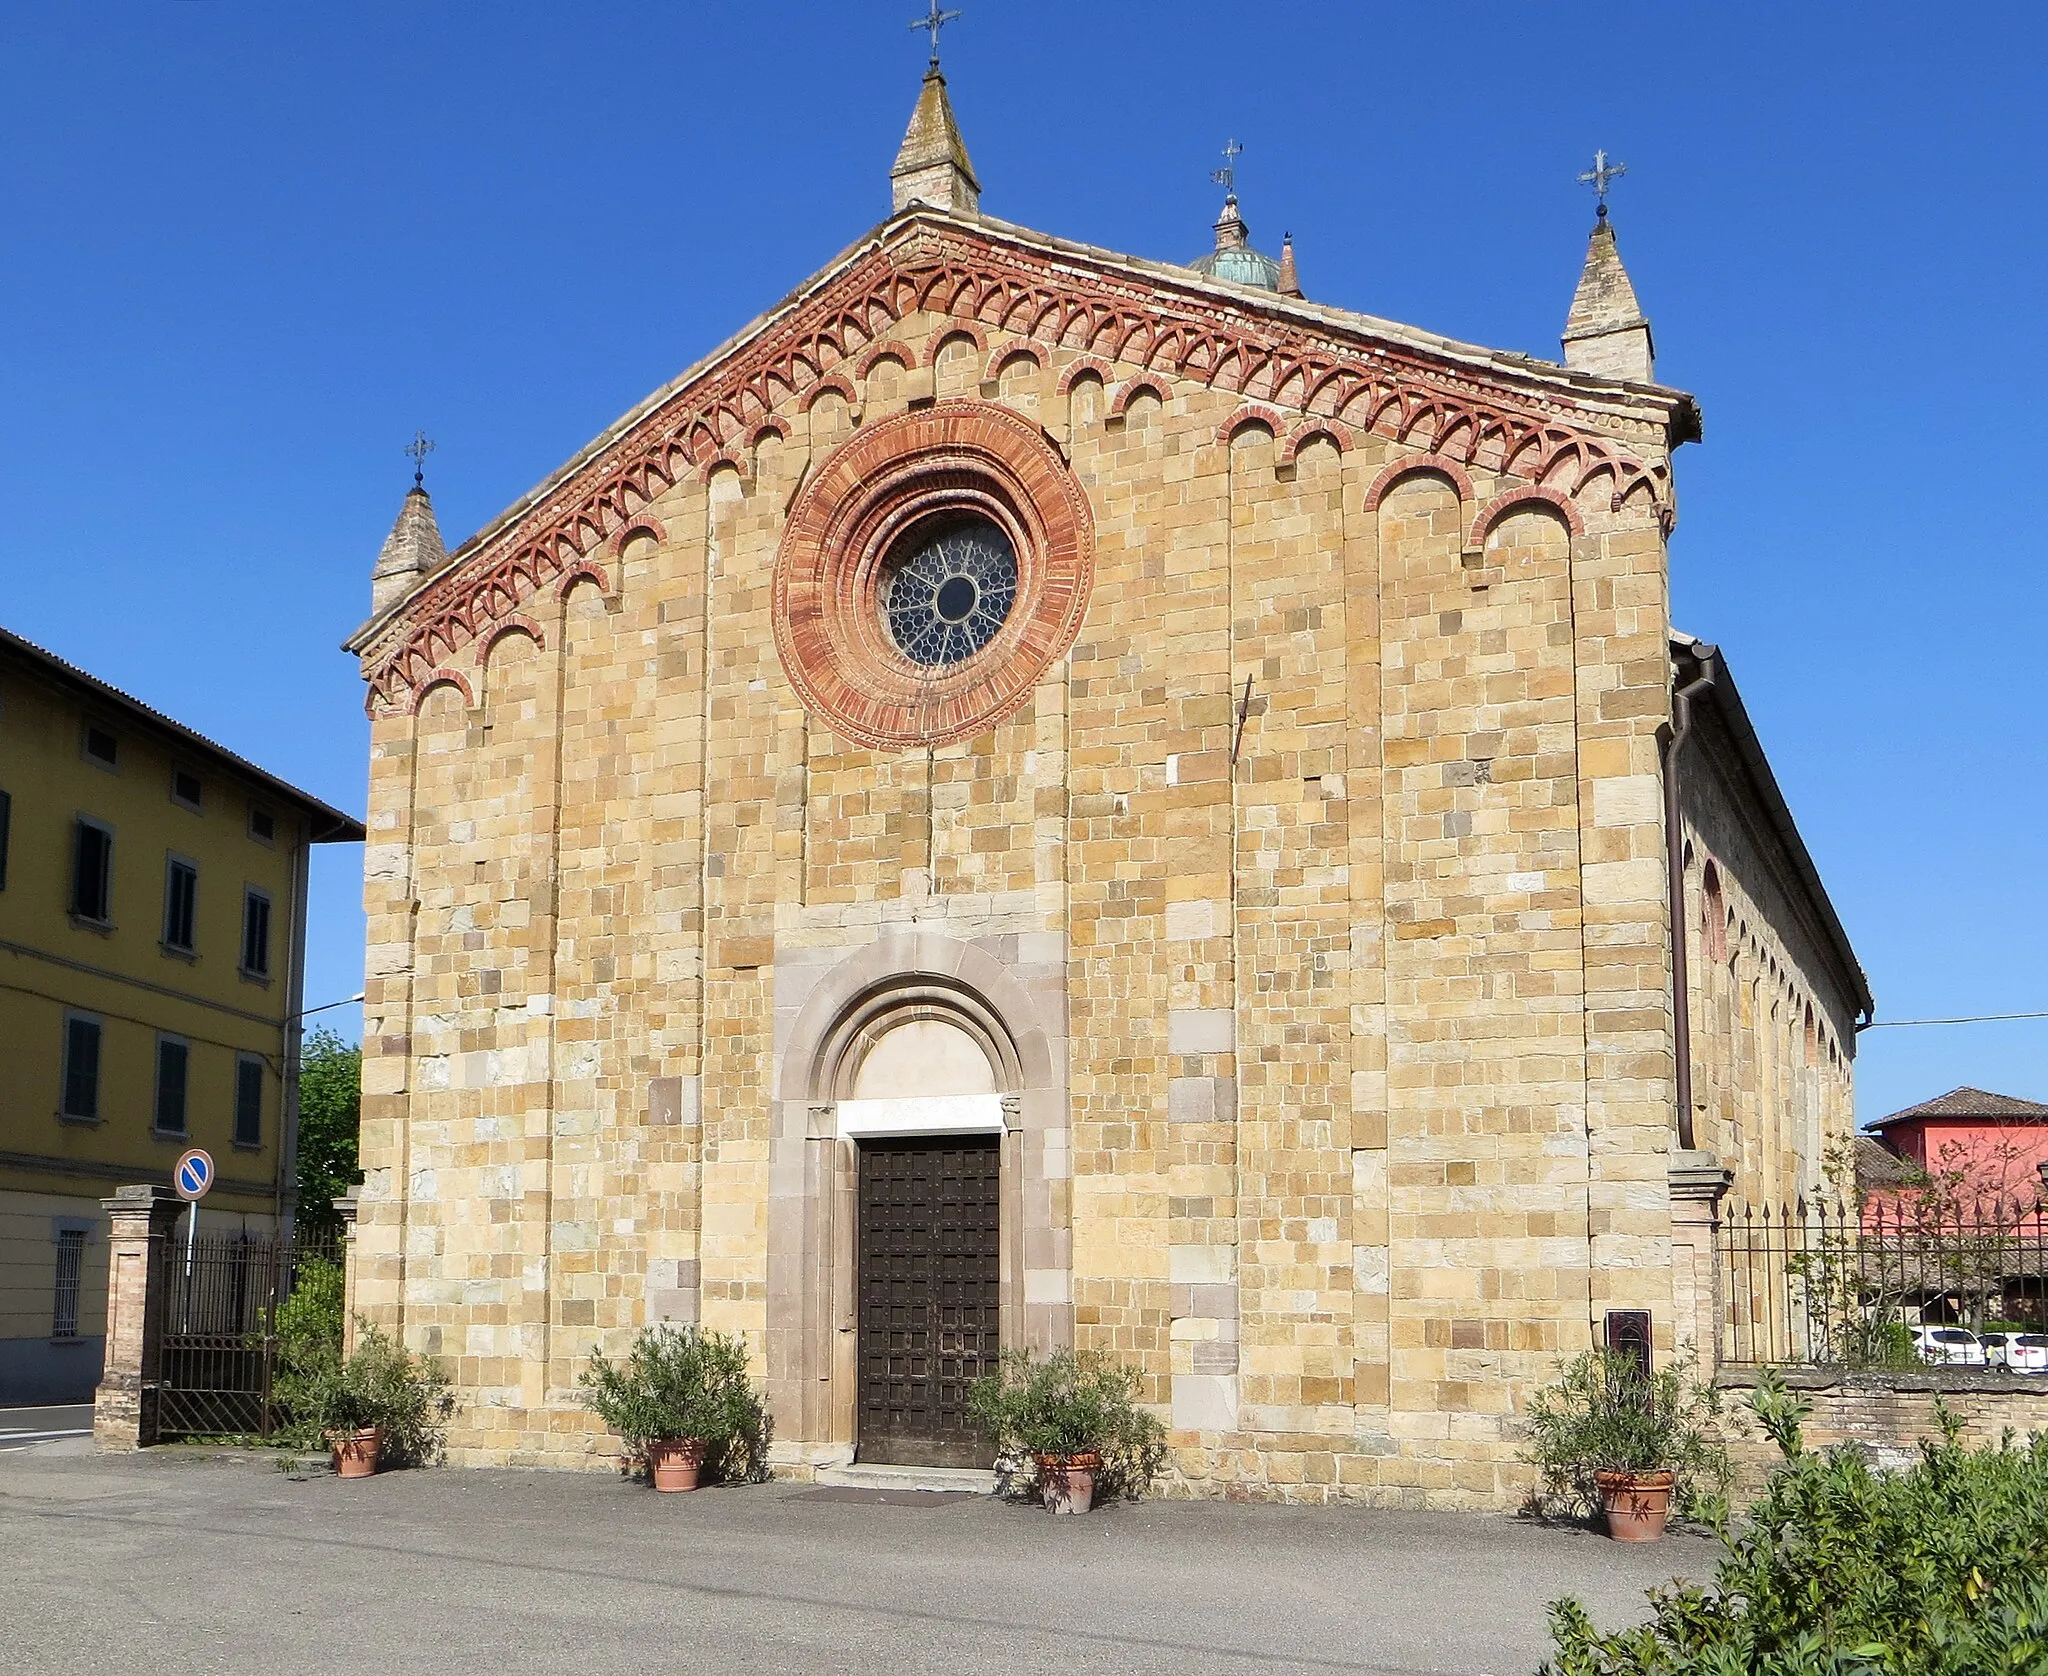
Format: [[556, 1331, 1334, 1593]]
[[1, 626, 366, 844], [1672, 632, 1873, 1024]]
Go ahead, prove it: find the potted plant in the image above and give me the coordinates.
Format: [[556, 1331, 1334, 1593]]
[[311, 1323, 450, 1478], [581, 1324, 764, 1492], [1523, 1348, 1731, 1541], [967, 1347, 1167, 1515]]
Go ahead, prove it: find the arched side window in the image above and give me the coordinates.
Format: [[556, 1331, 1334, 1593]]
[[1701, 861, 1728, 963]]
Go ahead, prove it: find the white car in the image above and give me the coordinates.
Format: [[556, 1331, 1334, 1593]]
[[1982, 1332, 2048, 1373], [1913, 1326, 1987, 1366]]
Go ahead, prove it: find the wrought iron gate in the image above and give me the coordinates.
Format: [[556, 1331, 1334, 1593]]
[[154, 1232, 336, 1440]]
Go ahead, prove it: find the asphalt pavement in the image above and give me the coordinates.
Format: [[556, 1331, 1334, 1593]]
[[0, 1403, 93, 1452], [0, 1440, 1715, 1676]]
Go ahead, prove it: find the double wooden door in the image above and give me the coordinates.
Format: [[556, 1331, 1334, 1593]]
[[855, 1136, 1000, 1468]]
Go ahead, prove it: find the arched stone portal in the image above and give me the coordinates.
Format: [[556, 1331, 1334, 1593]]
[[767, 931, 1070, 1468]]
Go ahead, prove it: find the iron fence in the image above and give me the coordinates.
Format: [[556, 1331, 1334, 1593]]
[[154, 1233, 341, 1440], [1721, 1196, 2048, 1368]]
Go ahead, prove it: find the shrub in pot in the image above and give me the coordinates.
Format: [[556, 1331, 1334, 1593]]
[[967, 1348, 1167, 1514], [311, 1322, 451, 1477], [1523, 1348, 1730, 1541], [581, 1324, 766, 1492]]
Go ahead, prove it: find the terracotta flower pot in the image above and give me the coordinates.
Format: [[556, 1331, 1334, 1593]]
[[330, 1425, 384, 1479], [1035, 1450, 1102, 1515], [1596, 1468, 1675, 1542], [646, 1437, 708, 1493]]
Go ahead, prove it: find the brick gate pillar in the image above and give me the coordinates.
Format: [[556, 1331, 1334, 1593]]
[[92, 1185, 185, 1450], [333, 1191, 360, 1357], [1668, 1152, 1734, 1374]]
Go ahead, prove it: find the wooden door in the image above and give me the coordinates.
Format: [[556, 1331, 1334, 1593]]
[[856, 1135, 1000, 1467]]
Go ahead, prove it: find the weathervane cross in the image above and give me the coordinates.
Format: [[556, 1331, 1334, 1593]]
[[405, 430, 435, 489], [910, 0, 962, 66], [1211, 138, 1244, 196], [1578, 149, 1628, 218]]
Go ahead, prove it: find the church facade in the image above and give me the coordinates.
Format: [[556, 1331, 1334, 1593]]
[[344, 70, 1868, 1503]]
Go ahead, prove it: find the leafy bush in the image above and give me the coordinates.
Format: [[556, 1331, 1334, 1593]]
[[271, 1255, 345, 1445], [308, 1323, 451, 1467], [1523, 1349, 1732, 1522], [295, 1029, 361, 1243], [581, 1325, 768, 1484], [1543, 1373, 2048, 1676], [967, 1347, 1168, 1503]]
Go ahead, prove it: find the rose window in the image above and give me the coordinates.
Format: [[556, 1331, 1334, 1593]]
[[880, 517, 1018, 668]]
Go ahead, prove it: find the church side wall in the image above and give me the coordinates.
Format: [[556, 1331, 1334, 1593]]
[[1677, 728, 1859, 1217], [354, 300, 1691, 1500]]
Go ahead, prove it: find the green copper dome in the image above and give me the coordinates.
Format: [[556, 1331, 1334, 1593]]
[[1191, 244, 1283, 289]]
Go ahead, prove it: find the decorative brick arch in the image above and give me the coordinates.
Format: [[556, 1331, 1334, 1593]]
[[853, 340, 914, 380], [1279, 417, 1353, 467], [556, 561, 614, 598], [613, 516, 668, 554], [409, 669, 474, 715], [981, 342, 1042, 384], [1108, 376, 1169, 419], [802, 373, 859, 414], [772, 400, 1095, 751], [923, 321, 989, 365], [1054, 355, 1114, 397], [1470, 484, 1585, 546], [1216, 402, 1287, 447], [1363, 454, 1475, 513], [479, 615, 546, 661]]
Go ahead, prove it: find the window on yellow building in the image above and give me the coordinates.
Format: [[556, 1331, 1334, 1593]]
[[234, 1055, 264, 1149], [71, 818, 113, 923], [171, 769, 202, 812], [163, 857, 198, 953], [82, 724, 118, 770], [154, 1036, 189, 1136], [0, 787, 10, 891], [240, 888, 272, 978], [61, 1014, 101, 1121], [52, 1230, 85, 1339]]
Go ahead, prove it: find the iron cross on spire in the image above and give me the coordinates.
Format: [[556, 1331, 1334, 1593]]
[[405, 430, 435, 489], [1578, 149, 1628, 220], [1211, 138, 1244, 196], [910, 0, 962, 67]]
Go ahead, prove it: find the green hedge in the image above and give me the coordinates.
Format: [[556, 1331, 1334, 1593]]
[[1543, 1375, 2048, 1676]]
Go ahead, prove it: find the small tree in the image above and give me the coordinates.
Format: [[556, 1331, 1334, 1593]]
[[295, 1028, 361, 1243]]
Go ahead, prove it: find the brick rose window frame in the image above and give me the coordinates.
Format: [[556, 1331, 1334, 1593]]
[[773, 400, 1095, 751]]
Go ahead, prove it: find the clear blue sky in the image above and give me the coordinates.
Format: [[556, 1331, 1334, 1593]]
[[3, 3, 2041, 1122]]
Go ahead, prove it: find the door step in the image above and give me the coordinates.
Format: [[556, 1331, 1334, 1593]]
[[814, 1462, 996, 1495]]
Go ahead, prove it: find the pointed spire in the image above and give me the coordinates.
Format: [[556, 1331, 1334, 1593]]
[[370, 477, 448, 616], [1276, 232, 1302, 299], [891, 64, 980, 216], [1562, 207, 1655, 382]]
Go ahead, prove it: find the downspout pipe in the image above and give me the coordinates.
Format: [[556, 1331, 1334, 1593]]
[[1663, 644, 1720, 1153]]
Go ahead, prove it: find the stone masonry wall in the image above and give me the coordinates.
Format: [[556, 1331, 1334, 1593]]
[[1720, 1369, 2048, 1501], [353, 262, 1700, 1504], [1678, 724, 1859, 1217]]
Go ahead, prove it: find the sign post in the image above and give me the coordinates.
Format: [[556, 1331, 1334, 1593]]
[[173, 1148, 214, 1332]]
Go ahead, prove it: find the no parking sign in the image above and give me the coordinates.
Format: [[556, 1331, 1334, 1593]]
[[173, 1148, 214, 1202]]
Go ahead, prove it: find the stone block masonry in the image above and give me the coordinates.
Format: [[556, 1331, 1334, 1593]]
[[343, 205, 1850, 1507]]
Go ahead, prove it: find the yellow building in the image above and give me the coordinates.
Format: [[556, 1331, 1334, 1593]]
[[0, 626, 362, 1404]]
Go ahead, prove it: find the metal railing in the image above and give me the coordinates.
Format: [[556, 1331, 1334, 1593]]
[[154, 1233, 340, 1440], [1721, 1196, 2048, 1368]]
